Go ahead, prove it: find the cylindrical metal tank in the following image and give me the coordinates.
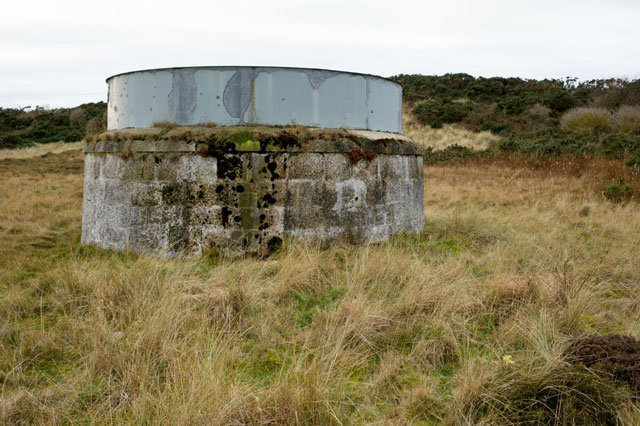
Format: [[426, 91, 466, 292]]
[[106, 66, 403, 133], [83, 66, 424, 256]]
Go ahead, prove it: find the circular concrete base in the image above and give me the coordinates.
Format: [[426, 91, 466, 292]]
[[81, 127, 425, 255]]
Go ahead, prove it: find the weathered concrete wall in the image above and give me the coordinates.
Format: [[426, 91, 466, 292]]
[[82, 138, 424, 255]]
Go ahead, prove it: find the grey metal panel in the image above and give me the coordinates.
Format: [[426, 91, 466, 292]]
[[106, 66, 403, 133], [249, 70, 315, 126]]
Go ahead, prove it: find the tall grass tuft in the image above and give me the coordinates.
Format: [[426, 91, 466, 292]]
[[561, 107, 612, 135], [613, 105, 640, 134]]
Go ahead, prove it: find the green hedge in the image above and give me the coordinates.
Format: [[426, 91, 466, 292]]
[[412, 99, 472, 128], [0, 102, 106, 148]]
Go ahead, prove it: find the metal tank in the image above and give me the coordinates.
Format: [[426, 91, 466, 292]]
[[106, 66, 403, 133]]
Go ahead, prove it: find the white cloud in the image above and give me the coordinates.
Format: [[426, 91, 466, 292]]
[[1, 0, 638, 107]]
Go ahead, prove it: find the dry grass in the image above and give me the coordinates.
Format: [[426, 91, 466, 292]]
[[458, 152, 640, 202], [2, 149, 640, 424], [613, 105, 640, 134], [0, 141, 84, 160], [403, 103, 497, 151]]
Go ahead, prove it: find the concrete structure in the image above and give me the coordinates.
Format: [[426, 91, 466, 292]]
[[107, 66, 402, 132], [82, 67, 424, 255]]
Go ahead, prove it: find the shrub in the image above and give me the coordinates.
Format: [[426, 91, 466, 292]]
[[422, 144, 484, 164], [496, 129, 596, 156], [527, 103, 551, 120], [591, 79, 640, 108], [594, 90, 626, 109], [463, 103, 512, 133], [561, 107, 611, 135], [598, 132, 640, 157], [0, 134, 25, 149], [613, 105, 640, 134], [0, 102, 106, 147], [514, 103, 555, 132], [393, 74, 640, 135], [495, 129, 640, 159], [544, 89, 577, 112], [497, 95, 529, 115], [412, 99, 472, 128], [603, 184, 635, 203], [69, 108, 86, 127], [85, 116, 105, 137], [625, 152, 640, 170], [392, 73, 475, 101]]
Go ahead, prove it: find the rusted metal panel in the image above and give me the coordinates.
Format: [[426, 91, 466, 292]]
[[106, 66, 403, 133]]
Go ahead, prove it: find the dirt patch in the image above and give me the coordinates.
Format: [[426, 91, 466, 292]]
[[565, 334, 640, 393]]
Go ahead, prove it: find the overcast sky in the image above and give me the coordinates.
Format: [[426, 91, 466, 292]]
[[2, 0, 639, 108]]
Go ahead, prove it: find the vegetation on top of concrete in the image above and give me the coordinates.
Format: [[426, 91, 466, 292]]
[[88, 124, 419, 155], [95, 124, 363, 143]]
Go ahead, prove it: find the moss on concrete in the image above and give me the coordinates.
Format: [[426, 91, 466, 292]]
[[87, 124, 422, 156]]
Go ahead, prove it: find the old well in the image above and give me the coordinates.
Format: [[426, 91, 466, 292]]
[[82, 66, 425, 255]]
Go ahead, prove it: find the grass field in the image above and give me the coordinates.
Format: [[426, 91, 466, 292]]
[[0, 142, 84, 161], [2, 146, 640, 424]]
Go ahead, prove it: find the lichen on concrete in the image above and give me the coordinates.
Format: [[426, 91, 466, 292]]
[[82, 134, 425, 256]]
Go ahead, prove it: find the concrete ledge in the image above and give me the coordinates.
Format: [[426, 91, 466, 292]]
[[85, 126, 422, 156]]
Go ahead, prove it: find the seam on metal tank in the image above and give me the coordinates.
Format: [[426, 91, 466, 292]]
[[168, 70, 198, 124], [365, 77, 370, 130]]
